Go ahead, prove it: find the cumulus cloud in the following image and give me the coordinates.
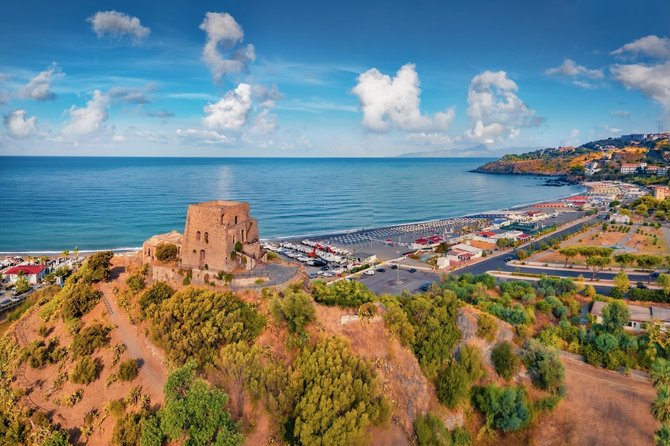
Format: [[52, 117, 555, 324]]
[[147, 109, 174, 118], [352, 63, 455, 132], [108, 86, 151, 104], [19, 63, 62, 101], [88, 11, 150, 42], [202, 83, 252, 130], [611, 110, 631, 118], [4, 110, 36, 138], [62, 90, 110, 137], [546, 58, 604, 79], [612, 35, 670, 59], [200, 12, 256, 82], [466, 70, 543, 144], [611, 61, 670, 111]]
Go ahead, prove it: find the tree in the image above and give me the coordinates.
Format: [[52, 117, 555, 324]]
[[218, 342, 262, 419], [125, 273, 146, 294], [270, 291, 316, 335], [614, 253, 637, 271], [290, 338, 389, 445], [522, 339, 564, 393], [586, 255, 610, 281], [139, 282, 174, 313], [637, 255, 664, 283], [14, 273, 31, 294], [654, 385, 670, 424], [311, 280, 375, 307], [60, 282, 101, 319], [602, 301, 630, 334], [659, 274, 670, 293], [614, 271, 630, 293], [459, 344, 486, 382], [436, 362, 469, 408], [491, 341, 520, 381], [558, 248, 578, 267], [472, 385, 530, 432], [154, 361, 243, 446], [584, 285, 596, 298], [652, 359, 670, 387], [155, 243, 178, 262]]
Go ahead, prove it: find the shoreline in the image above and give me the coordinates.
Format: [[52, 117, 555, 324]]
[[0, 183, 587, 256]]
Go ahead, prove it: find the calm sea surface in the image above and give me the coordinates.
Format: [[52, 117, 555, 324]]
[[0, 157, 582, 252]]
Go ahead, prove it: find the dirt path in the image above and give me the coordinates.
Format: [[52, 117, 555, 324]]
[[99, 281, 167, 399]]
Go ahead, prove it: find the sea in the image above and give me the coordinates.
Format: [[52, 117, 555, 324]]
[[0, 157, 583, 253]]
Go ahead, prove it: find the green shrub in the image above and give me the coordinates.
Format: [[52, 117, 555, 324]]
[[71, 322, 112, 357], [71, 357, 100, 384], [436, 362, 469, 408], [118, 359, 139, 382], [472, 384, 530, 432], [125, 273, 146, 294], [155, 243, 178, 262], [107, 399, 127, 418], [112, 411, 148, 446], [382, 301, 416, 347], [138, 282, 174, 312], [23, 338, 67, 368], [311, 280, 375, 307], [491, 341, 520, 381], [458, 344, 486, 382], [476, 313, 497, 342], [60, 282, 101, 319], [414, 412, 451, 446], [523, 339, 565, 393], [270, 290, 316, 334], [150, 287, 265, 366]]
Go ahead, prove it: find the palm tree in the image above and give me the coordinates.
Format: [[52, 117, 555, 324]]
[[73, 246, 80, 259], [656, 424, 670, 446], [62, 249, 70, 260], [652, 359, 670, 387], [39, 256, 48, 265], [653, 385, 670, 424]]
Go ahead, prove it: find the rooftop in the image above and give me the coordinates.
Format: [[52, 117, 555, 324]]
[[192, 200, 248, 208], [4, 265, 46, 275]]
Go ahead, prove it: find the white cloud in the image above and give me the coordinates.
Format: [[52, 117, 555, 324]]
[[108, 86, 151, 104], [4, 110, 36, 138], [406, 132, 455, 146], [200, 12, 255, 82], [147, 109, 174, 118], [611, 61, 670, 111], [202, 83, 252, 130], [88, 11, 150, 42], [62, 90, 110, 137], [612, 35, 670, 59], [545, 58, 604, 79], [465, 70, 543, 143], [352, 63, 455, 132], [19, 63, 62, 101], [176, 128, 231, 145]]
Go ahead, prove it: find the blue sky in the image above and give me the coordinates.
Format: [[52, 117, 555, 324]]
[[0, 0, 668, 157]]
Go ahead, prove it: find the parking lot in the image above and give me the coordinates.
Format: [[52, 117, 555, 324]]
[[355, 267, 441, 295]]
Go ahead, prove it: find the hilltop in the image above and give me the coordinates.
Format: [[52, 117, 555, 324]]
[[474, 133, 670, 183]]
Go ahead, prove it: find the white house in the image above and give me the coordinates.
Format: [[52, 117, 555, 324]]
[[3, 265, 46, 285], [610, 213, 631, 224], [591, 301, 670, 332]]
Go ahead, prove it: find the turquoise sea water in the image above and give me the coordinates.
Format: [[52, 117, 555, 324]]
[[0, 157, 582, 252]]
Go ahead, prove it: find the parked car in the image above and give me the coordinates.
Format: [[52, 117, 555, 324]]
[[637, 282, 648, 289], [408, 268, 417, 273], [364, 269, 375, 276], [308, 273, 318, 279], [390, 264, 398, 270], [416, 282, 432, 292], [376, 267, 386, 272], [651, 271, 660, 279]]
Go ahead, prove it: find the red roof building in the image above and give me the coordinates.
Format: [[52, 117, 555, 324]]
[[478, 231, 495, 237], [4, 265, 45, 275]]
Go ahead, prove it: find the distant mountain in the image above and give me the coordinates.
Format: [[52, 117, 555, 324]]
[[396, 145, 540, 158]]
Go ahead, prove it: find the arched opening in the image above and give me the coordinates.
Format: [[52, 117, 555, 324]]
[[234, 216, 238, 224], [241, 229, 245, 242], [204, 232, 209, 243], [196, 231, 201, 241], [199, 249, 206, 268], [221, 214, 226, 225]]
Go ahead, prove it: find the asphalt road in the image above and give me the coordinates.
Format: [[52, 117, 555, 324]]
[[355, 267, 440, 295]]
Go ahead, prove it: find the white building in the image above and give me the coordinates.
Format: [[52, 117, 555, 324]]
[[3, 265, 46, 284]]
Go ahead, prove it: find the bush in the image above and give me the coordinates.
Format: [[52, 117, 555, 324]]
[[71, 322, 111, 357], [118, 359, 139, 382], [107, 399, 127, 418], [491, 341, 520, 381], [459, 344, 486, 382], [476, 313, 497, 342], [79, 251, 114, 283], [357, 302, 378, 319], [382, 301, 416, 347], [112, 411, 148, 446], [138, 281, 174, 312], [436, 362, 470, 408], [60, 282, 101, 319], [125, 273, 145, 294], [150, 287, 265, 366], [155, 242, 178, 262], [523, 339, 565, 393], [311, 280, 375, 307], [414, 412, 451, 446], [270, 290, 316, 334], [71, 357, 100, 384], [472, 385, 530, 432]]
